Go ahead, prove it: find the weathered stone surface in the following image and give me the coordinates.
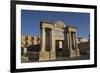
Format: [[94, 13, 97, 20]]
[[39, 51, 49, 61], [76, 48, 80, 56], [70, 49, 77, 57], [50, 51, 56, 60]]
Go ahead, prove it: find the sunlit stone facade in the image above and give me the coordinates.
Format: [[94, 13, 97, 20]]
[[39, 21, 80, 61]]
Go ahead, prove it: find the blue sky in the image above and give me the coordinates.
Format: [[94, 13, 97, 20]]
[[21, 10, 90, 38]]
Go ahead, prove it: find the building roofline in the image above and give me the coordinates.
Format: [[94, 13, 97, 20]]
[[65, 25, 77, 29]]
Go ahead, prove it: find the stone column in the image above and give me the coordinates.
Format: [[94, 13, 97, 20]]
[[69, 32, 72, 50], [75, 33, 78, 49], [39, 27, 49, 61], [67, 33, 70, 49], [73, 33, 76, 49], [51, 30, 55, 51], [65, 32, 70, 57], [50, 30, 56, 60], [69, 32, 76, 57], [41, 27, 45, 52], [75, 32, 80, 56]]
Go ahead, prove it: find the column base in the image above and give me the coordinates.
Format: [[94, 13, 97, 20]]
[[50, 51, 56, 60], [39, 51, 49, 61], [70, 48, 80, 57], [76, 48, 80, 56], [70, 49, 77, 57]]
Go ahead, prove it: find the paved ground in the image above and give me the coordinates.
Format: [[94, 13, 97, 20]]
[[21, 55, 90, 63], [55, 55, 90, 61]]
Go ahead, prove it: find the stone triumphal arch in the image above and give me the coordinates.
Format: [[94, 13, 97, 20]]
[[39, 21, 80, 61]]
